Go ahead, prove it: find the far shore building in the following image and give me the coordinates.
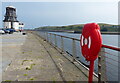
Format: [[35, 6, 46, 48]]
[[3, 6, 24, 31]]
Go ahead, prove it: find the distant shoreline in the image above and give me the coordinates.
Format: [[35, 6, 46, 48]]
[[70, 31, 120, 35], [101, 32, 120, 35], [47, 30, 120, 35], [32, 30, 120, 35]]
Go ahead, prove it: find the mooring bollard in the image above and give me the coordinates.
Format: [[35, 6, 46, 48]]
[[22, 32, 26, 35], [80, 23, 102, 83]]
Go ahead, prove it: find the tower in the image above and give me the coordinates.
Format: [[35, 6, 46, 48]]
[[3, 6, 19, 31]]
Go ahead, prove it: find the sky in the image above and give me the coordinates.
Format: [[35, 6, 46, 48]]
[[0, 0, 119, 29]]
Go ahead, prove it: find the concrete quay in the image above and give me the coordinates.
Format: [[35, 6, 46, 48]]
[[1, 32, 97, 82]]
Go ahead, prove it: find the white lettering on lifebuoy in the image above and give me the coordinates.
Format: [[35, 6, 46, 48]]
[[81, 35, 84, 46], [88, 36, 91, 49]]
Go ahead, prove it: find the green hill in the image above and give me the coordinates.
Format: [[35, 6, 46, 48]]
[[35, 23, 119, 32]]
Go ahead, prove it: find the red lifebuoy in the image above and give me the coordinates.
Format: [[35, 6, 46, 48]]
[[80, 23, 102, 61]]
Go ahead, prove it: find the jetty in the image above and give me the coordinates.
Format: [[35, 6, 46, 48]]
[[1, 30, 119, 82], [2, 31, 97, 82]]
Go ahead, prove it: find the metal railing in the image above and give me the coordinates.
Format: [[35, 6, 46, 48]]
[[36, 31, 119, 82]]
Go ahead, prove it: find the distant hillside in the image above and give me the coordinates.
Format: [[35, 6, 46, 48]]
[[35, 23, 119, 32]]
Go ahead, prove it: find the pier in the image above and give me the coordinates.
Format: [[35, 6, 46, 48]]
[[1, 30, 119, 82], [2, 32, 97, 82]]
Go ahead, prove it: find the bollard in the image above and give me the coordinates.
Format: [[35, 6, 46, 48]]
[[22, 32, 26, 35]]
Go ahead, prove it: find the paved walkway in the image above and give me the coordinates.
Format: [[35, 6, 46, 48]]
[[1, 32, 26, 82], [2, 32, 97, 82]]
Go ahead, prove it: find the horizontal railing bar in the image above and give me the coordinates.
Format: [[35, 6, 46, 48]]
[[102, 44, 120, 51], [49, 33, 80, 41]]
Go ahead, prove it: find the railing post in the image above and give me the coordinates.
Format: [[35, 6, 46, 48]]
[[49, 33, 52, 44], [45, 32, 47, 41], [98, 48, 107, 82], [54, 34, 57, 47], [44, 32, 46, 41], [98, 52, 101, 83], [61, 36, 64, 52], [72, 39, 76, 62], [46, 32, 49, 42]]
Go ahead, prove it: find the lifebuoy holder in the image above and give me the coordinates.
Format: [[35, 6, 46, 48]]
[[80, 23, 102, 83]]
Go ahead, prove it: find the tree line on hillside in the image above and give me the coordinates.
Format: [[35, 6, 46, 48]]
[[35, 23, 119, 32]]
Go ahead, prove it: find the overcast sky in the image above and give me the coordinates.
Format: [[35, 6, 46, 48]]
[[1, 0, 119, 29]]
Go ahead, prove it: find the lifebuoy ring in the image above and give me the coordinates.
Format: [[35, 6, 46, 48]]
[[80, 23, 102, 61]]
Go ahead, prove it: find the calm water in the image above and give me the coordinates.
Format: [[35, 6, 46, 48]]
[[50, 32, 118, 47], [38, 31, 119, 81]]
